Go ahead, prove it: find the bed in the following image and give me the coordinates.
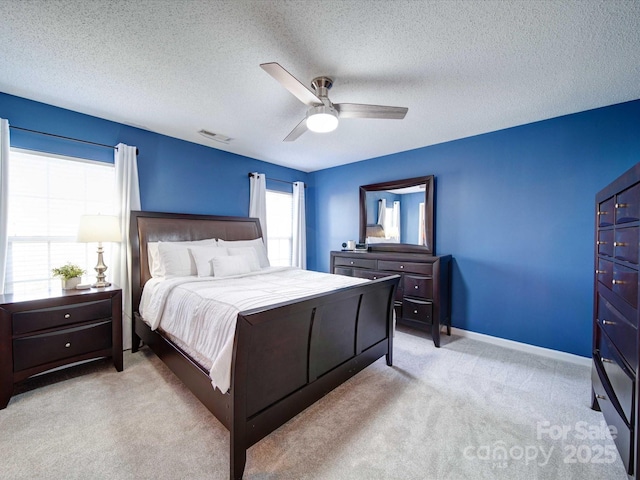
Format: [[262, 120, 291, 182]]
[[130, 211, 400, 479]]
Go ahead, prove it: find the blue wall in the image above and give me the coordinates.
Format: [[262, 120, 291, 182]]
[[3, 91, 640, 358], [0, 93, 308, 219], [309, 100, 640, 358]]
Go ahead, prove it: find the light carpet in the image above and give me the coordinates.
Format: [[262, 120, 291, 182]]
[[0, 327, 629, 479]]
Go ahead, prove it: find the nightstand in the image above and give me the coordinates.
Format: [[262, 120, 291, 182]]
[[0, 286, 122, 409]]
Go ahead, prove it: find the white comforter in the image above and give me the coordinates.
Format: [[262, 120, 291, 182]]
[[139, 267, 368, 392]]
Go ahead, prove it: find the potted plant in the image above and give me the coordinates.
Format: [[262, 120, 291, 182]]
[[52, 263, 85, 290]]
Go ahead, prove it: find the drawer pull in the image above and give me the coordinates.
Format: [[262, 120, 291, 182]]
[[414, 285, 419, 289], [400, 265, 404, 269], [597, 211, 608, 215], [601, 357, 614, 364], [595, 270, 606, 274], [373, 276, 377, 280], [615, 203, 628, 209], [612, 279, 625, 285], [413, 310, 418, 314], [64, 313, 71, 319], [65, 342, 71, 348], [595, 394, 607, 400], [613, 242, 627, 247], [350, 261, 354, 265], [601, 319, 616, 326], [597, 241, 607, 245]]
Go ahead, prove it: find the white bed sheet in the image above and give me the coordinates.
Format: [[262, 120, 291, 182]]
[[139, 266, 368, 393]]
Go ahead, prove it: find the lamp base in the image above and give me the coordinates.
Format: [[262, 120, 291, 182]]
[[92, 281, 111, 288]]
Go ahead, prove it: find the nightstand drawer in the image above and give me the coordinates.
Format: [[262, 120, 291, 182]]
[[13, 321, 112, 372], [402, 298, 432, 324], [612, 264, 638, 308], [12, 299, 112, 335], [403, 275, 432, 299], [378, 260, 432, 275]]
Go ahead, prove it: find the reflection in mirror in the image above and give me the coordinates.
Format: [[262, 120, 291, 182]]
[[359, 176, 434, 254]]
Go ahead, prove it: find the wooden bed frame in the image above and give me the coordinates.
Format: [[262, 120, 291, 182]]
[[130, 211, 399, 479]]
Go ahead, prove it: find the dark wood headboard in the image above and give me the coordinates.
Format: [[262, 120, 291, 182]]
[[129, 211, 263, 313]]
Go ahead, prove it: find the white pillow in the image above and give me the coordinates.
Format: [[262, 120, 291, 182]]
[[189, 246, 229, 277], [211, 255, 252, 277], [147, 242, 162, 277], [227, 247, 261, 272], [218, 238, 270, 268], [156, 238, 217, 277]]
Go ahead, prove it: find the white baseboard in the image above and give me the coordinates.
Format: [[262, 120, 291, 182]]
[[450, 327, 592, 367]]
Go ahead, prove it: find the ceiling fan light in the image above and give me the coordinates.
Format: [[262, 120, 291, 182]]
[[306, 106, 339, 133]]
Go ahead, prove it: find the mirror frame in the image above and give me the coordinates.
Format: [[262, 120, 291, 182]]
[[359, 175, 435, 254]]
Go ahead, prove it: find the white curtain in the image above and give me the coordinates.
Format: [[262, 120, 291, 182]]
[[418, 202, 426, 245], [292, 181, 306, 269], [390, 201, 401, 242], [112, 143, 140, 350], [0, 119, 9, 293], [377, 199, 386, 226], [249, 172, 267, 244]]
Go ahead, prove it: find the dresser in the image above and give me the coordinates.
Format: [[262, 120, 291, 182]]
[[592, 163, 640, 476], [331, 250, 451, 347], [0, 286, 123, 409]]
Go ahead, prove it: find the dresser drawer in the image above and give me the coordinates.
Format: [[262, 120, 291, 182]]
[[333, 267, 353, 277], [592, 363, 633, 474], [597, 229, 614, 257], [403, 275, 433, 299], [616, 183, 640, 224], [12, 299, 113, 335], [13, 320, 112, 372], [597, 196, 615, 227], [333, 257, 377, 270], [352, 269, 391, 281], [595, 327, 634, 424], [597, 295, 637, 369], [401, 298, 432, 324], [612, 264, 638, 308], [596, 258, 613, 289], [614, 227, 639, 265], [378, 260, 432, 275]]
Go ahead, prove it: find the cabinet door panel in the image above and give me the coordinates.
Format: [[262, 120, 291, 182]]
[[597, 197, 615, 227], [614, 227, 639, 264], [596, 258, 613, 290], [615, 183, 640, 224], [592, 364, 633, 474], [597, 229, 614, 257], [596, 295, 637, 370], [612, 264, 638, 308]]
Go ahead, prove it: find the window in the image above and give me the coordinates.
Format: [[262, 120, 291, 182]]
[[5, 149, 116, 294], [265, 189, 293, 266]]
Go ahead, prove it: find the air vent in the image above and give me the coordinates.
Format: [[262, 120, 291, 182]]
[[198, 129, 232, 144]]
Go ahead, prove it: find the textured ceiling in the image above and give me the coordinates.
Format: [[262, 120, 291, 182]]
[[0, 0, 638, 172]]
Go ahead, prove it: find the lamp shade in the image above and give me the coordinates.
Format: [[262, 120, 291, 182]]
[[77, 215, 121, 243]]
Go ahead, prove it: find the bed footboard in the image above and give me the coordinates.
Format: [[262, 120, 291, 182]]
[[229, 275, 399, 479]]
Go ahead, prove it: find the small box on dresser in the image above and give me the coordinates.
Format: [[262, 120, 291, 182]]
[[592, 162, 640, 476], [0, 286, 122, 409], [331, 250, 451, 347]]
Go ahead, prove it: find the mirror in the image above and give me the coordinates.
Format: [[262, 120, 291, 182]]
[[359, 175, 434, 254]]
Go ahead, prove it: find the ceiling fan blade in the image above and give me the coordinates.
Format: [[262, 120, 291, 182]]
[[336, 103, 408, 120], [260, 62, 322, 106], [283, 118, 309, 142]]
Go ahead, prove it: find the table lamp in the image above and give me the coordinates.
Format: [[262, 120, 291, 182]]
[[77, 214, 121, 287]]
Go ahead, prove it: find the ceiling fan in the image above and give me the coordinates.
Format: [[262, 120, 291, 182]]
[[260, 62, 408, 142]]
